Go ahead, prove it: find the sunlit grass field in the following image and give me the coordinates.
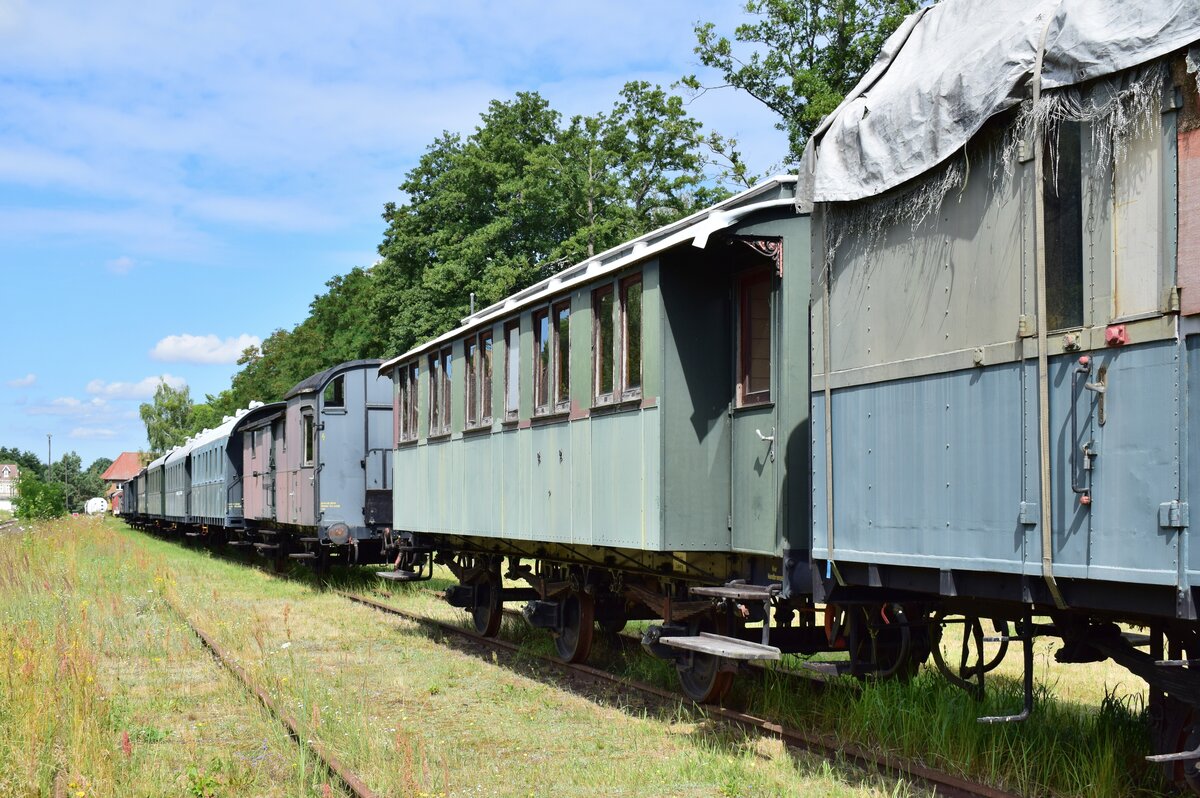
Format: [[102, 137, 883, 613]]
[[0, 516, 921, 798]]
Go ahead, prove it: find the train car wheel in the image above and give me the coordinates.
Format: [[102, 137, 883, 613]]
[[677, 653, 733, 703], [553, 590, 595, 663], [470, 571, 502, 638]]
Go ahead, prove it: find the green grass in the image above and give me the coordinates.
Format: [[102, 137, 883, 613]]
[[365, 566, 1171, 797]]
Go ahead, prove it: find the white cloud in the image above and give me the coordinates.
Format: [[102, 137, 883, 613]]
[[6, 373, 35, 387], [28, 396, 110, 417], [70, 426, 116, 439], [106, 255, 134, 275], [85, 374, 187, 400], [150, 333, 260, 365]]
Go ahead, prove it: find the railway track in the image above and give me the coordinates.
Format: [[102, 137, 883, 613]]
[[336, 588, 1021, 798], [162, 595, 380, 798]]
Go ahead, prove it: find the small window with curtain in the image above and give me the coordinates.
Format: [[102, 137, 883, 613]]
[[504, 320, 520, 421], [736, 269, 772, 406]]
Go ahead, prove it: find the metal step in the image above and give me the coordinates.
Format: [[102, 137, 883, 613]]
[[299, 537, 320, 543], [252, 543, 280, 553], [184, 532, 202, 538], [691, 582, 779, 601], [658, 632, 781, 661], [376, 569, 423, 582], [288, 552, 318, 560], [226, 541, 253, 547]]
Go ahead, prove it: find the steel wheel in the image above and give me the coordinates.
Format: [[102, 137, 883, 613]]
[[553, 590, 595, 663], [677, 653, 733, 703], [470, 571, 502, 637]]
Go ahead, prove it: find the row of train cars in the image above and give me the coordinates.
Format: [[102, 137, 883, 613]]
[[121, 9, 1200, 788]]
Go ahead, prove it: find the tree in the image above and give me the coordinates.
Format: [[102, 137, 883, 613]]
[[45, 452, 105, 512], [87, 457, 113, 477], [371, 84, 724, 357], [0, 446, 46, 479], [139, 381, 194, 454], [13, 471, 65, 520], [684, 0, 920, 172]]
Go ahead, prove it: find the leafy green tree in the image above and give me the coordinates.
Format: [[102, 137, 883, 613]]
[[0, 447, 46, 479], [139, 381, 194, 454], [13, 471, 65, 520], [685, 0, 920, 173], [372, 84, 723, 357], [46, 452, 105, 512], [87, 457, 113, 477]]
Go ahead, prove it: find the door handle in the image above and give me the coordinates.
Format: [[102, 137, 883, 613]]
[[756, 428, 776, 463]]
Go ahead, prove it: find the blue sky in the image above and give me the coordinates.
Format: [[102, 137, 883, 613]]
[[0, 0, 787, 467]]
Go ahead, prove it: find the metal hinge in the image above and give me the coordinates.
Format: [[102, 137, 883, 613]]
[[1160, 501, 1190, 530]]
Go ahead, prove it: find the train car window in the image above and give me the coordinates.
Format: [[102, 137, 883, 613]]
[[621, 276, 642, 397], [533, 308, 551, 414], [480, 331, 493, 424], [323, 375, 345, 408], [302, 414, 315, 466], [439, 348, 452, 432], [737, 269, 772, 406], [428, 348, 452, 436], [592, 285, 615, 403], [504, 320, 520, 421], [424, 352, 439, 432], [398, 363, 418, 443], [465, 338, 479, 427], [554, 301, 570, 412], [1044, 121, 1083, 330]]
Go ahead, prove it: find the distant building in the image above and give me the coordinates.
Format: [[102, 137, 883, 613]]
[[0, 463, 19, 512], [101, 452, 146, 513]]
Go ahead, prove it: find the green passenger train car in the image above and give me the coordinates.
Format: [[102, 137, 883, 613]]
[[381, 178, 821, 698]]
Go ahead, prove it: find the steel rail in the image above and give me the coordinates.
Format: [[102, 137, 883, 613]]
[[337, 589, 1020, 798], [162, 596, 381, 798]]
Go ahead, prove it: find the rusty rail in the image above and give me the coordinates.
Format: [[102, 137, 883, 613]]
[[337, 589, 1020, 798], [163, 596, 380, 798]]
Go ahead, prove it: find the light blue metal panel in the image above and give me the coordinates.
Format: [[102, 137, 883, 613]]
[[815, 362, 1028, 573], [528, 423, 571, 542], [1085, 341, 1181, 585], [459, 434, 496, 536], [1188, 333, 1199, 583], [570, 419, 593, 545]]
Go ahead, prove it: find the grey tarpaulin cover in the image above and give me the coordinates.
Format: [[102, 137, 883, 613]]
[[804, 0, 1200, 203]]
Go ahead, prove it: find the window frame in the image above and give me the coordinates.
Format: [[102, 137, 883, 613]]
[[504, 319, 521, 423], [301, 412, 316, 466], [427, 347, 452, 438], [619, 275, 642, 402], [479, 330, 494, 426], [592, 271, 642, 408], [323, 374, 345, 408], [552, 300, 571, 413], [463, 330, 494, 430], [465, 337, 479, 428], [395, 363, 420, 446], [532, 307, 552, 415], [592, 284, 616, 406], [735, 268, 773, 408]]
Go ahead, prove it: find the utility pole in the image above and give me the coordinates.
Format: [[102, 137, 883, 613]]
[[46, 434, 51, 482]]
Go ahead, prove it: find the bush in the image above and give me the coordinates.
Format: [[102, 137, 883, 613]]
[[13, 472, 66, 520]]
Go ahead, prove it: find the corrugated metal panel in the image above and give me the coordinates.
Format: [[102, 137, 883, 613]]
[[1180, 129, 1200, 315]]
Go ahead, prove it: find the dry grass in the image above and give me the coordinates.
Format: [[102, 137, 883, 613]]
[[0, 516, 348, 797]]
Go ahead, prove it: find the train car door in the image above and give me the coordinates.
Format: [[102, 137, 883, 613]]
[[297, 409, 317, 525], [730, 261, 780, 554], [269, 417, 283, 522]]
